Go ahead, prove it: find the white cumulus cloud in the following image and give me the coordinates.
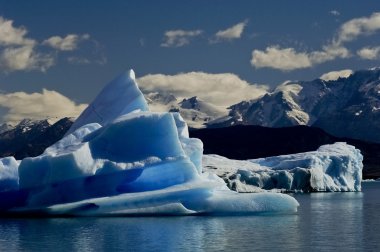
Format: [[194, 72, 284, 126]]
[[161, 29, 203, 47], [357, 46, 380, 60], [214, 20, 248, 41], [250, 12, 380, 71], [42, 34, 90, 51], [0, 89, 87, 124], [320, 69, 353, 81], [0, 17, 34, 46], [251, 45, 350, 71], [336, 12, 380, 44], [0, 45, 54, 72], [138, 72, 269, 107], [0, 16, 54, 72], [251, 46, 312, 71]]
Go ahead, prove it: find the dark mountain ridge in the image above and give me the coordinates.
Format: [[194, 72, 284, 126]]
[[213, 68, 380, 143], [0, 118, 74, 160]]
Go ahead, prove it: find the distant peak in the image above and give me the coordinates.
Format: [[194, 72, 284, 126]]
[[183, 96, 198, 102], [369, 66, 380, 71]]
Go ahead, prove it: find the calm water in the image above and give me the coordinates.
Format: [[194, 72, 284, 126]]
[[0, 182, 379, 252]]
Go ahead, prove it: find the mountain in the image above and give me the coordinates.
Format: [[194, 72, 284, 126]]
[[217, 68, 380, 143], [145, 92, 228, 128], [190, 125, 380, 179], [0, 123, 14, 134], [0, 118, 74, 160]]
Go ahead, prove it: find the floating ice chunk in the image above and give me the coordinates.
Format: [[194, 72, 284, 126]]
[[203, 142, 363, 192]]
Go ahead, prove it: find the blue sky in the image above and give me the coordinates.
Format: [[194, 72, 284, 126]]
[[0, 0, 379, 122]]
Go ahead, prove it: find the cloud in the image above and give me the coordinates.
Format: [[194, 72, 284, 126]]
[[330, 10, 340, 16], [214, 20, 248, 41], [308, 44, 350, 63], [357, 46, 380, 60], [42, 34, 90, 51], [251, 45, 350, 71], [0, 45, 54, 72], [0, 16, 54, 72], [0, 15, 100, 72], [138, 72, 269, 106], [251, 46, 312, 71], [336, 12, 380, 44], [161, 30, 203, 47], [0, 17, 34, 46], [0, 89, 87, 124], [251, 12, 380, 71], [320, 69, 353, 81]]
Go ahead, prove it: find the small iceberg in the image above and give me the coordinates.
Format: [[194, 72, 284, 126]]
[[204, 142, 363, 192]]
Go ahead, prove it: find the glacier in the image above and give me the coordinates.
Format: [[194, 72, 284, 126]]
[[0, 70, 300, 216]]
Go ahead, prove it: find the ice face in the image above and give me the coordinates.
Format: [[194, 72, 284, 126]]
[[0, 69, 301, 216], [0, 157, 19, 192], [203, 142, 363, 192]]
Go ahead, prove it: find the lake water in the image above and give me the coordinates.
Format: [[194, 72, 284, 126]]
[[0, 182, 379, 251]]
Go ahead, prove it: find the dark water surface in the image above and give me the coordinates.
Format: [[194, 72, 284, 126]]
[[0, 182, 379, 251]]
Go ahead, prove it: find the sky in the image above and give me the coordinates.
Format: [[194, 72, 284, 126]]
[[0, 0, 379, 123]]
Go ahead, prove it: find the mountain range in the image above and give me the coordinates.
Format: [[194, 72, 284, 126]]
[[0, 118, 74, 160], [145, 68, 380, 143], [222, 68, 380, 143]]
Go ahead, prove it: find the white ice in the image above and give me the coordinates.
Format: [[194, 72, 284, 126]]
[[203, 142, 363, 192]]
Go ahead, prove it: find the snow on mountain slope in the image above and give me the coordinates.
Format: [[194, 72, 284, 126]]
[[219, 68, 380, 143], [145, 92, 228, 128], [0, 118, 74, 160]]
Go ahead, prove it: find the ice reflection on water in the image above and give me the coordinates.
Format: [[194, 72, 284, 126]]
[[0, 183, 379, 252]]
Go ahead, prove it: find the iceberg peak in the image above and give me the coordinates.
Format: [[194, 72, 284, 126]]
[[128, 69, 136, 80], [66, 69, 149, 135]]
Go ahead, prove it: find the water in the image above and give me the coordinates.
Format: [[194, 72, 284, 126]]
[[0, 182, 379, 251]]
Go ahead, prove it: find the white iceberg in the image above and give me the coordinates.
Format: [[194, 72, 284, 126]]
[[203, 142, 363, 192], [0, 70, 299, 216]]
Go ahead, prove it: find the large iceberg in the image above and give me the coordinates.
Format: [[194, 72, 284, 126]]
[[203, 142, 363, 192], [0, 70, 299, 216]]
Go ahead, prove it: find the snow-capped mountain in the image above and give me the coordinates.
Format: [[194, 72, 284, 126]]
[[145, 92, 228, 128], [0, 117, 74, 159], [221, 68, 380, 143], [1, 67, 379, 151]]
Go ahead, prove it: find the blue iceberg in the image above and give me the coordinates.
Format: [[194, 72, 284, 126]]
[[0, 70, 298, 216]]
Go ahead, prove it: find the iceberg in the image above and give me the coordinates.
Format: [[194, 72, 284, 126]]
[[203, 142, 363, 192], [0, 70, 299, 216]]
